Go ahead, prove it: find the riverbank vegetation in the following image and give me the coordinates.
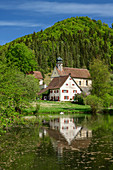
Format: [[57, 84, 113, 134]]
[[0, 52, 39, 134], [85, 59, 113, 114]]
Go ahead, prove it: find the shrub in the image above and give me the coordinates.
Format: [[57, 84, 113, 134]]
[[85, 95, 103, 114], [33, 104, 40, 116], [102, 94, 113, 108], [74, 93, 85, 105]]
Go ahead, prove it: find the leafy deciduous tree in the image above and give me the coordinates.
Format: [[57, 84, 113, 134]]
[[5, 43, 37, 73], [90, 59, 110, 98]]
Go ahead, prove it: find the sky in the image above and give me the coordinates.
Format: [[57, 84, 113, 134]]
[[0, 0, 113, 45]]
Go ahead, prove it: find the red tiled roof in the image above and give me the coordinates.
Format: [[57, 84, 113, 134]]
[[64, 67, 91, 79], [29, 71, 43, 79], [56, 67, 91, 79], [38, 75, 69, 95], [49, 75, 69, 89]]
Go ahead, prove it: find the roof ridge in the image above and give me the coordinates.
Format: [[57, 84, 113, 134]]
[[64, 67, 88, 70]]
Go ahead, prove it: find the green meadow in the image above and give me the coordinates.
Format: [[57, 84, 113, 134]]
[[24, 100, 91, 115]]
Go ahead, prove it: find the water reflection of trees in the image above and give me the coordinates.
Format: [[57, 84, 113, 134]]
[[0, 115, 113, 170]]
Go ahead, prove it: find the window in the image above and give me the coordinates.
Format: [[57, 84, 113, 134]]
[[86, 80, 88, 86], [50, 90, 53, 93], [57, 90, 59, 93], [73, 90, 77, 93], [69, 78, 72, 80], [70, 119, 73, 122], [62, 126, 68, 130], [72, 84, 75, 86], [64, 120, 69, 123], [56, 118, 59, 122], [79, 81, 81, 85], [64, 96, 69, 100], [62, 90, 68, 93], [66, 83, 68, 86]]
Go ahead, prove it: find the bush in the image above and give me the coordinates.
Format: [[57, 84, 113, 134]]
[[102, 94, 113, 108], [33, 104, 40, 115], [74, 93, 85, 105], [85, 95, 103, 114]]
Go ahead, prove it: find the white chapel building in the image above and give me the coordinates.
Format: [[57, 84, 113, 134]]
[[38, 74, 82, 101], [38, 57, 92, 101], [51, 57, 92, 94]]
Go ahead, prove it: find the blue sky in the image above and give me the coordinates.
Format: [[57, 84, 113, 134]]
[[0, 0, 113, 45]]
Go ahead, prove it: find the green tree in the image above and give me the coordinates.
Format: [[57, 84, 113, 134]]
[[0, 55, 40, 132], [85, 95, 103, 114], [86, 59, 113, 113], [90, 59, 110, 98], [0, 64, 39, 114], [5, 43, 37, 73]]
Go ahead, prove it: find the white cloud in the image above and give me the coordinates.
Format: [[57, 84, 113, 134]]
[[0, 1, 112, 17], [0, 21, 43, 27], [19, 2, 113, 17]]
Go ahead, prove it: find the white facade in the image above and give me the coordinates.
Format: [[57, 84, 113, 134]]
[[49, 89, 60, 101], [73, 78, 92, 87], [49, 75, 81, 101], [39, 79, 43, 85], [60, 76, 81, 101], [51, 67, 59, 80]]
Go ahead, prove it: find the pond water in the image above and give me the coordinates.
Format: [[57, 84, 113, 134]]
[[0, 114, 113, 170]]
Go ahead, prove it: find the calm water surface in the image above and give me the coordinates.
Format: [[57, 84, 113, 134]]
[[0, 115, 113, 170]]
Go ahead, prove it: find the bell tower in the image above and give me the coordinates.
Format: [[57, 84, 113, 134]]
[[56, 57, 63, 71]]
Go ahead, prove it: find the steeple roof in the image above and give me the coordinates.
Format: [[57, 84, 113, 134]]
[[56, 57, 63, 63]]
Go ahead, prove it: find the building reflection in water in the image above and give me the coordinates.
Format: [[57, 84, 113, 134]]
[[40, 117, 92, 156], [49, 118, 92, 144]]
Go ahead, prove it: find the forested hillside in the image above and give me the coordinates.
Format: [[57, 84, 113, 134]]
[[1, 16, 113, 75]]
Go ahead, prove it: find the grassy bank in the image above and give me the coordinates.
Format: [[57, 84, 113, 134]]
[[24, 100, 91, 115]]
